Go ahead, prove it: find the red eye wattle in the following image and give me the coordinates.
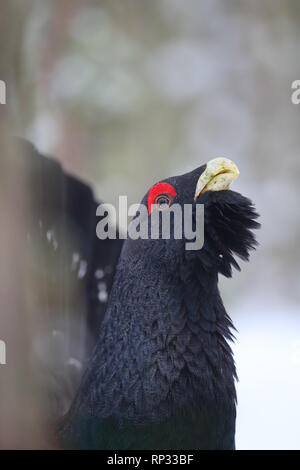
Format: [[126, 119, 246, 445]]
[[147, 182, 177, 215]]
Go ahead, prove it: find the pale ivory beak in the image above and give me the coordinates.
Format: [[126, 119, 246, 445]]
[[194, 157, 239, 200]]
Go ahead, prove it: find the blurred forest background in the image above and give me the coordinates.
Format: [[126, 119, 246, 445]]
[[0, 0, 300, 449]]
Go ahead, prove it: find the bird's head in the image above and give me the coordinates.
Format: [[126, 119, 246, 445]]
[[122, 157, 259, 279]]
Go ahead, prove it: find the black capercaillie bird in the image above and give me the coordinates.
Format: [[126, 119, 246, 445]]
[[57, 157, 260, 450], [14, 139, 259, 448]]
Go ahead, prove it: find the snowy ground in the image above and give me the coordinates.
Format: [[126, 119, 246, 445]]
[[232, 298, 300, 450]]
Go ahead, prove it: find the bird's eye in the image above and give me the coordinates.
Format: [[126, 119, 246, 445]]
[[147, 182, 177, 215], [154, 193, 173, 210]]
